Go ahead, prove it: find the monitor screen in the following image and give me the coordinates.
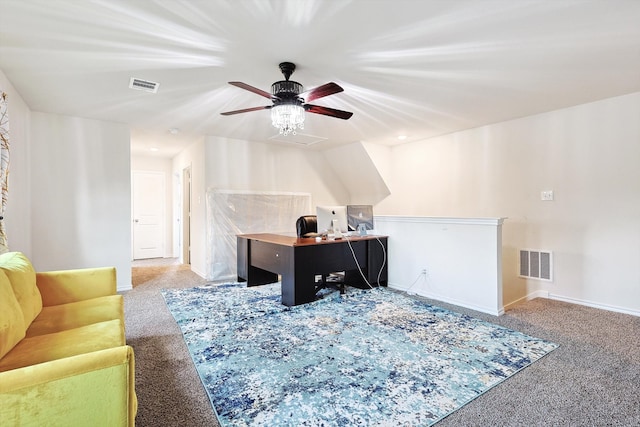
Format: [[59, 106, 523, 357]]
[[316, 205, 348, 233], [347, 205, 374, 231]]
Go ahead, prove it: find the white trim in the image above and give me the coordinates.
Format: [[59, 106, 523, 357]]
[[507, 290, 640, 317], [503, 290, 549, 311], [548, 293, 640, 317], [191, 265, 208, 280], [404, 285, 640, 318], [389, 283, 504, 317], [117, 283, 133, 292], [375, 215, 506, 226]]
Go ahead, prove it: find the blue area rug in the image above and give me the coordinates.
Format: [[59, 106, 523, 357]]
[[162, 283, 557, 426]]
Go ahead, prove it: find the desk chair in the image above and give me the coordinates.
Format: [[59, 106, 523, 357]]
[[296, 215, 319, 238], [295, 215, 345, 294]]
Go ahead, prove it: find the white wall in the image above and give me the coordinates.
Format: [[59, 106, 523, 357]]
[[1, 70, 132, 291], [131, 155, 174, 258], [0, 70, 31, 254], [376, 92, 640, 315], [30, 113, 132, 291]]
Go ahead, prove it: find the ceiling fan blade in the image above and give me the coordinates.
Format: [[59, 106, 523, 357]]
[[228, 82, 275, 99], [305, 104, 353, 120], [301, 82, 344, 102], [220, 105, 271, 116]]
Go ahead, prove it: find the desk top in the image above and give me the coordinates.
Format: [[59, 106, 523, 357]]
[[238, 233, 387, 247]]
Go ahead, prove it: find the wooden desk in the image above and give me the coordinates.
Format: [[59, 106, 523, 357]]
[[237, 233, 388, 306]]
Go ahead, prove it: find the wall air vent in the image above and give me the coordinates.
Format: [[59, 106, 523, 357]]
[[519, 249, 552, 281], [129, 77, 160, 93]]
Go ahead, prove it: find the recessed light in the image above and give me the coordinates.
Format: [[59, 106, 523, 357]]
[[150, 147, 159, 152], [169, 128, 180, 135], [397, 135, 407, 141]]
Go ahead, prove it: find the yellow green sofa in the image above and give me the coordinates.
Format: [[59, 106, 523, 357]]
[[0, 252, 137, 426]]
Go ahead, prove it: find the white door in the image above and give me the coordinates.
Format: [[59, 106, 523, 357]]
[[132, 171, 165, 259]]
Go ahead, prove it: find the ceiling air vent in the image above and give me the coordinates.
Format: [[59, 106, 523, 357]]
[[129, 77, 160, 93]]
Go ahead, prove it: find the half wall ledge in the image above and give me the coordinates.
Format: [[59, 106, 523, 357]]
[[374, 216, 506, 316]]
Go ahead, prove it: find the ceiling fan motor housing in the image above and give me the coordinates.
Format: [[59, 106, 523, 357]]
[[272, 80, 303, 106]]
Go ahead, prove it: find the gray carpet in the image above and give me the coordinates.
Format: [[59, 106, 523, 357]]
[[124, 262, 640, 426]]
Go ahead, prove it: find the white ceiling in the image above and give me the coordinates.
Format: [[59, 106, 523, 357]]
[[1, 0, 639, 157]]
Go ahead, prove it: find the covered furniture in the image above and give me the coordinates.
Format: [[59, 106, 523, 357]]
[[0, 251, 136, 426]]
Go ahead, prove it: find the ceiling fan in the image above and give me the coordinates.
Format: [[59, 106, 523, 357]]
[[220, 62, 353, 135]]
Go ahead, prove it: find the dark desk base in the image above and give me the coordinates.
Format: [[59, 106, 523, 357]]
[[237, 234, 388, 306]]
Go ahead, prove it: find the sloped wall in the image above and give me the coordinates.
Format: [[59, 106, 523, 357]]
[[322, 141, 391, 205]]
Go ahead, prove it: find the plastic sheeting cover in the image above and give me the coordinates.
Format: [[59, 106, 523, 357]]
[[206, 190, 312, 281]]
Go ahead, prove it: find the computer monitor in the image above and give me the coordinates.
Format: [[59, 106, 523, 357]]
[[316, 205, 348, 234], [347, 205, 374, 232]]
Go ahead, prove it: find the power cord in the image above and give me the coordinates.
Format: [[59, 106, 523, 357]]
[[405, 270, 426, 295], [374, 236, 387, 286], [343, 233, 387, 290]]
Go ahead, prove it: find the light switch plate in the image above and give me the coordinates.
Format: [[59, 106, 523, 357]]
[[541, 190, 554, 201]]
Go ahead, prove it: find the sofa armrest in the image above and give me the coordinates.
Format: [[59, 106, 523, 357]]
[[0, 345, 137, 426], [36, 267, 117, 306]]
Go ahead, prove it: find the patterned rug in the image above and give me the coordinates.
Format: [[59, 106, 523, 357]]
[[162, 283, 557, 426]]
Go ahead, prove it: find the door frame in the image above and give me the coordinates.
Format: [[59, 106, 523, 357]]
[[181, 166, 192, 265]]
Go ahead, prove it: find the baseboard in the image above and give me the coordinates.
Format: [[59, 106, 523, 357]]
[[506, 290, 640, 317], [547, 293, 640, 317], [503, 290, 549, 311], [191, 266, 207, 280], [117, 283, 133, 292], [389, 283, 504, 317]]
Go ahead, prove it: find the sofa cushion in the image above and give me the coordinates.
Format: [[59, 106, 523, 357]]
[[0, 319, 125, 373], [26, 295, 124, 338], [0, 252, 42, 328], [0, 270, 26, 359], [36, 267, 117, 306]]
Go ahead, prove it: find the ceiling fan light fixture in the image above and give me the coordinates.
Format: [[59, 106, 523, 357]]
[[221, 62, 352, 131], [271, 104, 305, 136]]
